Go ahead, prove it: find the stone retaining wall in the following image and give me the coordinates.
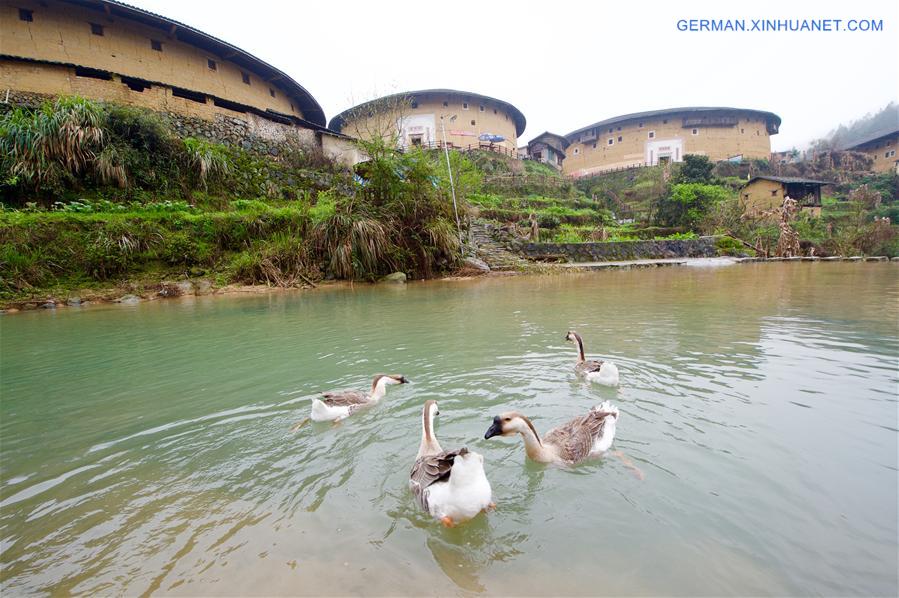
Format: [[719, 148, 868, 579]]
[[1, 89, 362, 165], [513, 237, 718, 262]]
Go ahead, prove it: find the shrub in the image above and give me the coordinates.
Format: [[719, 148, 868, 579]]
[[552, 228, 584, 243], [538, 214, 561, 229], [654, 183, 731, 229], [716, 235, 748, 256], [674, 155, 714, 184]]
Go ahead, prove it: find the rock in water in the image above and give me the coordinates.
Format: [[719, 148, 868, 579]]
[[117, 294, 141, 304], [66, 297, 82, 306], [381, 272, 407, 284]]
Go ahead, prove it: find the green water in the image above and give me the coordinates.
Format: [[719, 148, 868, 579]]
[[1, 263, 897, 596]]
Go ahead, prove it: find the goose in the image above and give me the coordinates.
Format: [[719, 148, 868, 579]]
[[309, 374, 407, 422], [484, 401, 619, 465], [410, 400, 494, 527], [565, 330, 619, 386]]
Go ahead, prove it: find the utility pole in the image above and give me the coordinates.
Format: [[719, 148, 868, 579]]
[[440, 115, 463, 250]]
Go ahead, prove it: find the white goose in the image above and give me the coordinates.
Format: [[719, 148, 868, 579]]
[[309, 374, 407, 422], [409, 400, 494, 527], [484, 401, 619, 465], [565, 330, 619, 386]]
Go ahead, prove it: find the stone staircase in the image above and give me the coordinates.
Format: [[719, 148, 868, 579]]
[[467, 221, 531, 271]]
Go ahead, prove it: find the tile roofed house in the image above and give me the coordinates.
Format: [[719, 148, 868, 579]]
[[526, 131, 570, 170], [741, 176, 832, 218]]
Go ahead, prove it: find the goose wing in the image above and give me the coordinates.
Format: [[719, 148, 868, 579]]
[[544, 410, 613, 463], [576, 359, 604, 373], [320, 389, 368, 407], [409, 448, 466, 510]]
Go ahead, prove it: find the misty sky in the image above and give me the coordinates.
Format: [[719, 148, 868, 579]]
[[125, 0, 898, 151]]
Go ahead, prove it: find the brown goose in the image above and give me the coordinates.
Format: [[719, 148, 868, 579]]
[[565, 330, 620, 386], [309, 374, 407, 422], [409, 401, 493, 527], [484, 401, 619, 465]]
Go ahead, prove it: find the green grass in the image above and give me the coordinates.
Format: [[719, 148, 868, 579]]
[[0, 203, 312, 300]]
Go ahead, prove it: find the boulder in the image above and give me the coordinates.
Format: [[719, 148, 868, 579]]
[[175, 280, 195, 295], [66, 297, 82, 306], [117, 294, 141, 304], [41, 300, 56, 309], [381, 272, 407, 284], [462, 257, 491, 273], [195, 280, 214, 295]]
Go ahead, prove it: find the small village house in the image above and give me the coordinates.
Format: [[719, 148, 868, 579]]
[[525, 132, 570, 170], [741, 176, 830, 218]]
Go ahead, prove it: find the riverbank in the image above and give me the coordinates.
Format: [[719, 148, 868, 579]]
[[3, 255, 894, 313]]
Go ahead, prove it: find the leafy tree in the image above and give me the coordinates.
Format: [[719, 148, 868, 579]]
[[674, 154, 714, 184], [653, 183, 730, 229]]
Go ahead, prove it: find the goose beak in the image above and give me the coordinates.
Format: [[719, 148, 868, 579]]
[[484, 417, 502, 439]]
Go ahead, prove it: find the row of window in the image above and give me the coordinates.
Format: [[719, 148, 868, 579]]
[[70, 65, 291, 115], [578, 119, 767, 143], [409, 100, 509, 121], [17, 7, 282, 102]]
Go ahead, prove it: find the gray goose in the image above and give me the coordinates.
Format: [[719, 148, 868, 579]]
[[309, 374, 407, 422], [484, 401, 619, 465], [409, 400, 493, 527], [565, 330, 620, 386]]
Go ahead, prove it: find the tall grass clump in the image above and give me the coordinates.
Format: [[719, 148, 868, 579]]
[[183, 137, 232, 190], [0, 96, 105, 194]]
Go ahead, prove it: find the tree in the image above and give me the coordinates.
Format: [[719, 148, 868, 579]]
[[674, 154, 714, 184], [653, 183, 730, 229]]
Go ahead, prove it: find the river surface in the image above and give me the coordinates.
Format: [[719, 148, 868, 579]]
[[1, 263, 897, 596]]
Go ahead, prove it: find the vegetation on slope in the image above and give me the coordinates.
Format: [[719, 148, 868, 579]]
[[0, 97, 479, 302]]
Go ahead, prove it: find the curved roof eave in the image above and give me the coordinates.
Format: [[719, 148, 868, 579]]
[[530, 131, 571, 149], [565, 107, 782, 141], [63, 0, 326, 126], [329, 89, 527, 137]]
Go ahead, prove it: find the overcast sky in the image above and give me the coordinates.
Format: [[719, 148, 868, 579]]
[[127, 0, 898, 150]]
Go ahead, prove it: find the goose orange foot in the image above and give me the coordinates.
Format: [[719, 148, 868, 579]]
[[440, 516, 455, 528]]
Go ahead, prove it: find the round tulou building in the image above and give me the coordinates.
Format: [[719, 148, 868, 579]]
[[0, 0, 359, 162], [328, 89, 526, 155], [562, 107, 781, 177]]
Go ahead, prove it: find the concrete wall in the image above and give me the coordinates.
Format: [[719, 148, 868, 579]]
[[1, 0, 307, 119], [514, 238, 718, 261], [563, 111, 774, 177], [853, 134, 899, 173], [338, 93, 520, 151]]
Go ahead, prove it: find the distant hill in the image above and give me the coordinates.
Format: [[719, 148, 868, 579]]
[[812, 103, 899, 150]]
